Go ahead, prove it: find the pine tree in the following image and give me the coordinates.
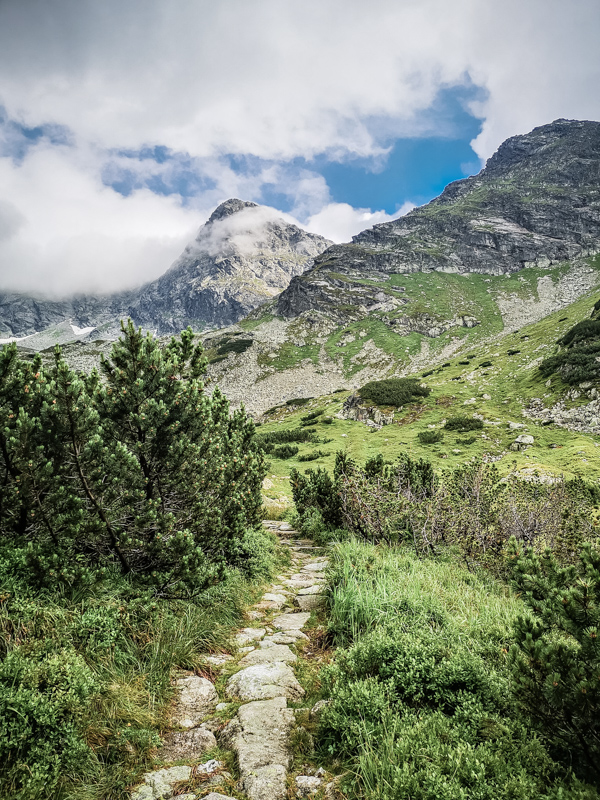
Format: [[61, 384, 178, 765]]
[[0, 322, 266, 595], [508, 540, 600, 783]]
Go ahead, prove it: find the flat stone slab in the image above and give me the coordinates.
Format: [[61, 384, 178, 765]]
[[155, 726, 216, 762], [171, 675, 218, 729], [261, 630, 308, 645], [226, 663, 305, 701], [235, 628, 266, 647], [239, 644, 297, 665], [295, 594, 325, 612], [297, 584, 325, 595], [131, 765, 191, 800], [203, 653, 234, 666], [259, 593, 288, 609], [204, 794, 237, 800], [302, 561, 329, 571], [222, 697, 294, 800], [272, 612, 310, 631]]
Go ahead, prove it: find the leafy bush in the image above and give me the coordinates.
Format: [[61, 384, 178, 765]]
[[358, 377, 430, 407], [320, 416, 334, 424], [300, 409, 323, 423], [286, 397, 312, 406], [509, 541, 600, 782], [444, 415, 484, 432], [559, 319, 600, 347], [418, 430, 444, 444], [271, 444, 299, 459]]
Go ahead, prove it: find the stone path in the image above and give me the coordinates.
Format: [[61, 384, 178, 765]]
[[131, 521, 329, 800]]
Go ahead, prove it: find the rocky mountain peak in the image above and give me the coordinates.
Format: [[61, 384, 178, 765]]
[[207, 198, 259, 224]]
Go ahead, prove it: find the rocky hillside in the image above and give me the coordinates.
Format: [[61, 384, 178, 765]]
[[277, 119, 600, 323], [0, 199, 331, 337]]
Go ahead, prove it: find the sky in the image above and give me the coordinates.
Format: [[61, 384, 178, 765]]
[[0, 0, 598, 297]]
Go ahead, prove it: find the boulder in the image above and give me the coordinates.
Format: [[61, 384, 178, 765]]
[[510, 434, 534, 451]]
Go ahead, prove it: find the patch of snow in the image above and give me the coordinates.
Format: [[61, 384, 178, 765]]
[[0, 333, 36, 345], [71, 324, 96, 337]]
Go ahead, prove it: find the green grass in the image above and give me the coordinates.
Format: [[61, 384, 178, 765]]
[[318, 539, 600, 799]]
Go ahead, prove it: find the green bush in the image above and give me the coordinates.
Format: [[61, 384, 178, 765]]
[[320, 416, 334, 424], [358, 378, 430, 407], [286, 397, 312, 406], [254, 427, 318, 452], [290, 460, 343, 530], [479, 360, 493, 368], [418, 430, 444, 444], [271, 444, 299, 459], [301, 409, 323, 422], [297, 450, 328, 462], [444, 415, 484, 432], [507, 349, 521, 356], [215, 337, 253, 356]]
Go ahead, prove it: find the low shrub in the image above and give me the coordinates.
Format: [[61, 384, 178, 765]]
[[254, 427, 319, 453], [507, 349, 521, 355], [271, 444, 299, 459], [418, 430, 444, 444], [456, 435, 477, 445], [358, 378, 430, 407], [458, 360, 471, 365], [216, 337, 253, 356], [444, 415, 484, 432], [320, 416, 334, 424], [298, 450, 328, 462], [286, 397, 312, 406], [479, 360, 493, 367], [300, 409, 323, 422]]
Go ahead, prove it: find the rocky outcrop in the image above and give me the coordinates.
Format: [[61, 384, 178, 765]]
[[0, 200, 331, 337], [339, 393, 395, 427], [277, 119, 600, 321]]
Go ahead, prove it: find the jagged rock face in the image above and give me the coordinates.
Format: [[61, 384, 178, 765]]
[[278, 119, 600, 320], [127, 200, 331, 332], [0, 199, 331, 337]]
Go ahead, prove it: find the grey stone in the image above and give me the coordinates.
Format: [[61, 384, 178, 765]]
[[171, 675, 218, 729], [235, 628, 266, 647], [239, 644, 297, 665], [296, 775, 322, 797], [222, 697, 294, 800], [295, 594, 325, 612], [278, 522, 293, 531], [260, 593, 288, 608], [309, 699, 330, 721], [226, 663, 305, 701], [301, 561, 328, 572], [204, 653, 234, 666], [203, 794, 238, 800], [155, 726, 216, 762], [272, 612, 310, 631], [131, 766, 192, 800], [297, 584, 324, 595]]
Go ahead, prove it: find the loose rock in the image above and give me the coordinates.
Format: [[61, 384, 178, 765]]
[[238, 644, 297, 665], [155, 727, 216, 763]]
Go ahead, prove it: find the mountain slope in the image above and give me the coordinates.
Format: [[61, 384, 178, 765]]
[[0, 199, 331, 337], [277, 119, 600, 322]]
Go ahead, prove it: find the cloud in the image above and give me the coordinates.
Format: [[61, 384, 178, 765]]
[[305, 201, 415, 244], [0, 0, 597, 295], [193, 204, 306, 258], [0, 142, 202, 296]]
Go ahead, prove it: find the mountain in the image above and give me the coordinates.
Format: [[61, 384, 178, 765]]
[[277, 119, 600, 323], [0, 199, 331, 338]]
